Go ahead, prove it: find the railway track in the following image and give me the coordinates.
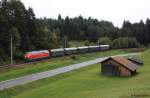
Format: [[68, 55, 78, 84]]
[[0, 45, 110, 70], [0, 59, 49, 70]]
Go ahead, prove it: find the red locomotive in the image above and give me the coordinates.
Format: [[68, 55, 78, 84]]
[[24, 50, 50, 60]]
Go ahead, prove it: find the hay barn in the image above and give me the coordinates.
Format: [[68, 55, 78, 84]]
[[101, 56, 140, 77]]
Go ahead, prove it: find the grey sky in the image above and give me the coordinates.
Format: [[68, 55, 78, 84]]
[[21, 0, 150, 27]]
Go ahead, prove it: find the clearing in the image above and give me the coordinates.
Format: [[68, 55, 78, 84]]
[[0, 48, 149, 98], [0, 49, 143, 82]]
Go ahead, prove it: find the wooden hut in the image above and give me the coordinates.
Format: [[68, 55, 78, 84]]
[[101, 56, 140, 77]]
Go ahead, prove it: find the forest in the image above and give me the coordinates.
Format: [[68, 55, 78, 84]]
[[0, 0, 150, 65]]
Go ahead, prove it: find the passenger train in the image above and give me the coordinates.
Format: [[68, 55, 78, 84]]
[[24, 45, 110, 61]]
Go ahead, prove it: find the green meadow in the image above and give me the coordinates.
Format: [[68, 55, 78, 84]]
[[0, 48, 149, 98], [0, 49, 137, 82]]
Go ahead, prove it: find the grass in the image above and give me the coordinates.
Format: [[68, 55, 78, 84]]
[[0, 48, 149, 98], [0, 49, 137, 82]]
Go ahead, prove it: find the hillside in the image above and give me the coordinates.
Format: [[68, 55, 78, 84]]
[[0, 49, 135, 82], [0, 49, 149, 98]]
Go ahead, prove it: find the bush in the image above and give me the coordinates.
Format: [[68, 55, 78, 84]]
[[84, 40, 90, 46], [0, 48, 9, 65], [14, 49, 24, 62], [98, 37, 112, 45], [112, 37, 139, 49], [148, 44, 150, 48], [70, 55, 77, 60]]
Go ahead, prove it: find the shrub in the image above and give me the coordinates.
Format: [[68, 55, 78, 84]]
[[84, 40, 90, 46], [112, 37, 139, 49], [0, 48, 9, 65], [98, 37, 112, 45], [70, 55, 77, 60], [148, 44, 150, 48]]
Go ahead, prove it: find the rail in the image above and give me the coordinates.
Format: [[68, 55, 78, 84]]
[[0, 59, 49, 70]]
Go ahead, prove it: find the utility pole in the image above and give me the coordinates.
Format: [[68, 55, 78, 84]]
[[63, 35, 67, 48], [10, 33, 13, 65], [65, 36, 67, 48]]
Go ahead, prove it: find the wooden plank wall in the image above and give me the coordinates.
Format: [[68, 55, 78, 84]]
[[101, 59, 132, 77]]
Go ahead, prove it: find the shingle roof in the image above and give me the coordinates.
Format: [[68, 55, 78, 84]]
[[127, 57, 144, 65], [102, 56, 140, 71]]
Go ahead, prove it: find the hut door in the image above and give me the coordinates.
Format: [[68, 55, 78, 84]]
[[102, 64, 113, 76], [112, 66, 120, 76]]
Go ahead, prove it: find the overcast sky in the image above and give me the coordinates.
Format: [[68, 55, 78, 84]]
[[21, 0, 150, 27]]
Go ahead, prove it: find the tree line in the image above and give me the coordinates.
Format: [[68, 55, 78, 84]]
[[0, 0, 150, 65]]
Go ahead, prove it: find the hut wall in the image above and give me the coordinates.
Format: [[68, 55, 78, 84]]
[[119, 66, 131, 77], [101, 59, 121, 76], [101, 59, 132, 76]]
